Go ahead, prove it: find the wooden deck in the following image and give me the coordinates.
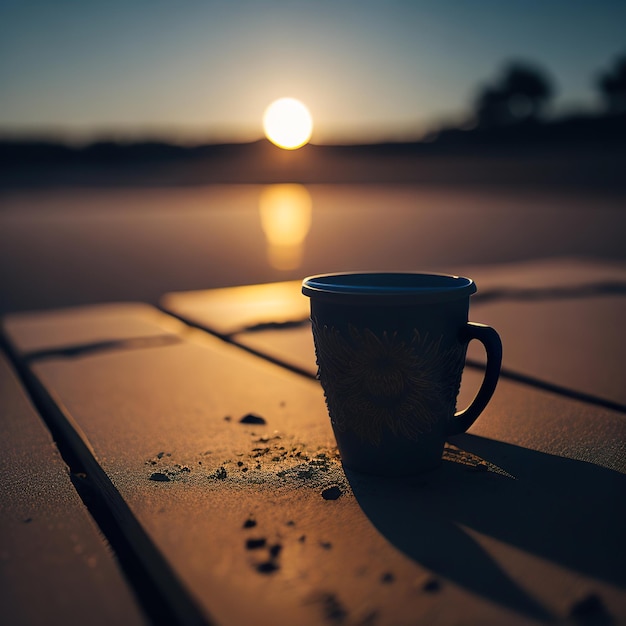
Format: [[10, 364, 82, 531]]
[[2, 257, 625, 625]]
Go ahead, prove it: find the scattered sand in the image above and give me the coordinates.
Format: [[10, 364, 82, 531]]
[[144, 428, 348, 495]]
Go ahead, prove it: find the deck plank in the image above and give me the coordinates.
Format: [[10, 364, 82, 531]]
[[0, 353, 147, 626], [467, 294, 626, 406], [161, 280, 308, 336], [3, 302, 184, 356]]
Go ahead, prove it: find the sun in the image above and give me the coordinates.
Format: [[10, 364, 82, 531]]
[[263, 98, 313, 150]]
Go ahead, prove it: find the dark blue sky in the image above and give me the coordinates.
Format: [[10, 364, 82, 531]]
[[1, 0, 624, 143]]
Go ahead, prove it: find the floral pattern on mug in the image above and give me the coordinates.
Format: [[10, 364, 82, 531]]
[[311, 319, 466, 445]]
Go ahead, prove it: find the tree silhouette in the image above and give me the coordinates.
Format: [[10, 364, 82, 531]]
[[597, 54, 626, 114], [475, 62, 554, 128]]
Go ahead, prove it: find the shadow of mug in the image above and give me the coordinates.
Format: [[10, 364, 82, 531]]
[[346, 434, 626, 622], [302, 272, 502, 476]]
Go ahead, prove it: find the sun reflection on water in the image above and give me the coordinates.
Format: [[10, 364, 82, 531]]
[[259, 184, 312, 270]]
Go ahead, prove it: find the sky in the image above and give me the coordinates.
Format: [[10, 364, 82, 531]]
[[1, 0, 625, 144]]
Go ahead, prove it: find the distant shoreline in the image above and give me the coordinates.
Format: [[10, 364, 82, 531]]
[[2, 114, 625, 191], [1, 147, 625, 192]]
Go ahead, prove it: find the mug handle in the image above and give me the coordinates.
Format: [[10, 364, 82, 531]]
[[446, 322, 502, 436]]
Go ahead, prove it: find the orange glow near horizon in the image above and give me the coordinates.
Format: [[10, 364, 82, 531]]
[[259, 184, 312, 270], [263, 98, 313, 149]]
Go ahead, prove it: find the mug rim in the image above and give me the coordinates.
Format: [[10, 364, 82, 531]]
[[302, 272, 476, 304]]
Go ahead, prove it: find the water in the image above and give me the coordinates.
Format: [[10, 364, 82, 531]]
[[1, 184, 625, 314]]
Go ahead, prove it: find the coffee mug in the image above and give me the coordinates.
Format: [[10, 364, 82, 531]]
[[302, 272, 502, 476]]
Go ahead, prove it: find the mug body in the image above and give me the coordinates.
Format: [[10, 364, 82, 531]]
[[303, 272, 476, 476]]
